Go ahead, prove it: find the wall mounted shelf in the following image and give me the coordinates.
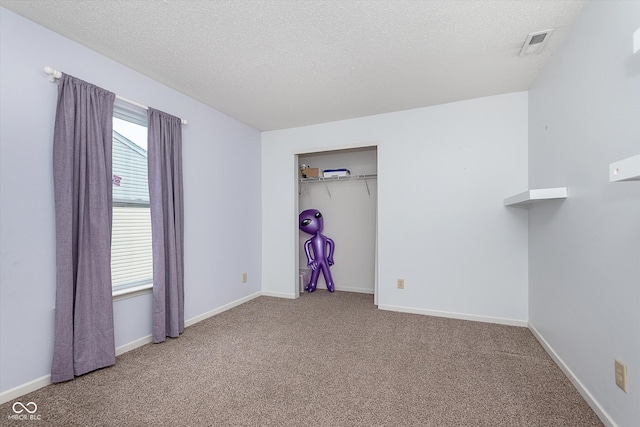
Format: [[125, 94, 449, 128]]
[[610, 154, 640, 182], [504, 187, 568, 207], [299, 174, 377, 198]]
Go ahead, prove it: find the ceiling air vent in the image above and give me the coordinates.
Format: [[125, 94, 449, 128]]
[[519, 29, 554, 56]]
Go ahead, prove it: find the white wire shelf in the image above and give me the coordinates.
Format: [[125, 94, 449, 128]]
[[299, 173, 377, 183], [299, 174, 377, 198]]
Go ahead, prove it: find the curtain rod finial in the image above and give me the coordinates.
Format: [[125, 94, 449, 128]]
[[44, 66, 62, 82]]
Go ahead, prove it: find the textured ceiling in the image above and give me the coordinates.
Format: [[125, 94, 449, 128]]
[[0, 0, 586, 131]]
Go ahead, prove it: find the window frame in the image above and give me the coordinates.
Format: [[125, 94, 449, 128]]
[[111, 99, 153, 298]]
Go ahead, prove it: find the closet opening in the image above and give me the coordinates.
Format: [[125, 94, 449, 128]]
[[295, 145, 378, 304]]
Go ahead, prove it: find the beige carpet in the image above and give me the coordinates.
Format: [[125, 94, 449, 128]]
[[2, 292, 602, 426]]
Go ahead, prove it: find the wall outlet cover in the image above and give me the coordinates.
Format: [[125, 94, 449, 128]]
[[615, 359, 628, 393]]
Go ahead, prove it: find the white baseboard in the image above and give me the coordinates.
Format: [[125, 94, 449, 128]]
[[116, 292, 264, 353], [261, 290, 297, 299], [115, 334, 153, 356], [308, 285, 375, 295], [2, 333, 159, 404], [185, 291, 263, 327], [338, 287, 374, 295], [0, 374, 51, 405], [528, 323, 617, 427], [0, 290, 265, 404], [378, 304, 528, 327]]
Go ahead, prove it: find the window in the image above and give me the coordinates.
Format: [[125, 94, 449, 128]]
[[111, 100, 152, 293]]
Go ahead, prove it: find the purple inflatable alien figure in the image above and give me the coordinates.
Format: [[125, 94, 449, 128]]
[[299, 209, 335, 292]]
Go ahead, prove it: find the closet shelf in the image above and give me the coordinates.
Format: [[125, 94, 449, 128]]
[[504, 187, 568, 207], [299, 174, 377, 198], [610, 154, 640, 182], [300, 173, 377, 183]]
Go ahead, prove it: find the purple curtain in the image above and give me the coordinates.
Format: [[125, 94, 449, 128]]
[[148, 108, 184, 343], [51, 74, 116, 382]]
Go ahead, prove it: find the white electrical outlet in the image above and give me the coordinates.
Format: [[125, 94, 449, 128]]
[[615, 359, 628, 392], [397, 279, 404, 289], [242, 272, 248, 283]]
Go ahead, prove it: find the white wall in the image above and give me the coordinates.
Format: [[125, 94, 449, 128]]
[[0, 8, 261, 395], [263, 92, 529, 323], [298, 148, 377, 294], [528, 2, 640, 426]]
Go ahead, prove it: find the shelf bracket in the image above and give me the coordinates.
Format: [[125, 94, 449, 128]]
[[364, 177, 371, 197], [323, 180, 332, 199]]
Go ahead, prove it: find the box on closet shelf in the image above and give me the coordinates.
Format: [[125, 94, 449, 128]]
[[303, 168, 319, 178], [323, 168, 350, 178]]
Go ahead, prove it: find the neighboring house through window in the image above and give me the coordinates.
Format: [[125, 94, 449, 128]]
[[111, 101, 152, 293]]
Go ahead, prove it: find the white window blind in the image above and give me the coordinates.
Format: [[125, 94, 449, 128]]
[[111, 206, 152, 289], [111, 100, 152, 292]]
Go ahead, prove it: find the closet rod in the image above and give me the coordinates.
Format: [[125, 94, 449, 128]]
[[44, 66, 188, 125]]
